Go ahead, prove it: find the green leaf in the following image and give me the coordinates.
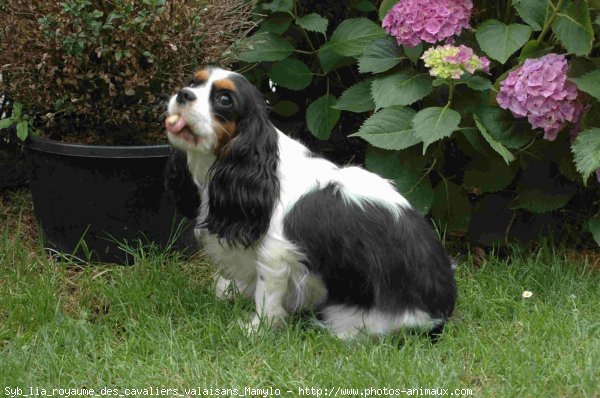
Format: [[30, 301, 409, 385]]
[[296, 13, 328, 34], [16, 121, 28, 141], [352, 0, 377, 12], [403, 43, 423, 65], [515, 160, 576, 213], [268, 59, 313, 91], [476, 20, 532, 64], [271, 100, 299, 117], [378, 0, 397, 21], [332, 79, 375, 113], [473, 114, 516, 164], [475, 106, 534, 149], [587, 217, 600, 246], [512, 0, 549, 31], [552, 0, 593, 56], [412, 106, 461, 152], [0, 117, 15, 130], [257, 14, 293, 35], [570, 69, 600, 102], [263, 0, 294, 14], [464, 157, 518, 194], [431, 180, 471, 233], [324, 18, 387, 57], [572, 128, 600, 182], [317, 45, 355, 74], [349, 107, 421, 150], [13, 102, 22, 119], [238, 33, 294, 63], [462, 75, 493, 91], [306, 95, 340, 140], [371, 71, 433, 109], [365, 147, 434, 214], [357, 37, 404, 74], [518, 39, 554, 62]]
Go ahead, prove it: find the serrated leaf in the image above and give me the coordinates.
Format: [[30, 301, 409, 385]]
[[570, 69, 600, 102], [257, 14, 293, 35], [238, 33, 294, 63], [515, 160, 576, 213], [306, 95, 340, 140], [296, 13, 328, 34], [463, 75, 493, 91], [350, 107, 421, 150], [263, 0, 294, 14], [475, 106, 534, 149], [332, 79, 375, 113], [588, 217, 600, 246], [271, 100, 299, 117], [412, 106, 461, 152], [353, 0, 377, 12], [473, 114, 516, 164], [512, 0, 549, 31], [371, 71, 433, 109], [552, 0, 593, 56], [317, 45, 355, 74], [518, 39, 554, 62], [268, 59, 313, 90], [16, 121, 28, 141], [365, 146, 434, 214], [403, 43, 423, 65], [431, 180, 471, 233], [464, 157, 518, 194], [572, 128, 600, 182], [378, 0, 397, 21], [358, 37, 404, 74], [476, 20, 532, 64], [324, 18, 387, 57], [0, 118, 15, 129]]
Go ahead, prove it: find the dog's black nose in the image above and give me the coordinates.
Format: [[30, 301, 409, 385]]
[[176, 88, 197, 104]]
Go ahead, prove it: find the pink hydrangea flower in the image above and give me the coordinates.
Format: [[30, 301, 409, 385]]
[[496, 53, 583, 141], [382, 0, 473, 47]]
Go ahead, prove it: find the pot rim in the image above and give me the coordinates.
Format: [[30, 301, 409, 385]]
[[24, 135, 170, 159]]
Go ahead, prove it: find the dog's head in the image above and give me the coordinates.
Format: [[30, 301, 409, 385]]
[[165, 67, 269, 156], [166, 67, 280, 248]]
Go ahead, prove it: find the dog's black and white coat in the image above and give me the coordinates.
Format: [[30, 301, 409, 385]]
[[166, 68, 456, 339]]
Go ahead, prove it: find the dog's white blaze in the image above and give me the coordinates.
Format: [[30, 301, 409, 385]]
[[167, 68, 233, 155]]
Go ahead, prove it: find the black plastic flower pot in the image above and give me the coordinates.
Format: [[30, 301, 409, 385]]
[[25, 136, 197, 264]]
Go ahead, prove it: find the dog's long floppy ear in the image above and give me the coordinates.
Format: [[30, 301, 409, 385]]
[[204, 78, 280, 248]]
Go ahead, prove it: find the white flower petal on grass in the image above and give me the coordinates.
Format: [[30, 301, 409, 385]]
[[522, 290, 533, 299]]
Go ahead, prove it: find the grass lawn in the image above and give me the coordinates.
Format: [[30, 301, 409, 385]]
[[1, 189, 599, 397]]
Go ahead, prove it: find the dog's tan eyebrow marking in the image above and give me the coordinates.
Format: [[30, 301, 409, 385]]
[[194, 69, 210, 82], [214, 78, 237, 92]]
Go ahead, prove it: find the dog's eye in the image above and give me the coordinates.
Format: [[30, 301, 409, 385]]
[[217, 94, 233, 107]]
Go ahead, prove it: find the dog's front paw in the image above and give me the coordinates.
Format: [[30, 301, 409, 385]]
[[240, 312, 286, 335], [214, 276, 234, 301], [240, 313, 262, 334]]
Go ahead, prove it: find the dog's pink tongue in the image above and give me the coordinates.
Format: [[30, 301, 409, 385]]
[[165, 115, 187, 134]]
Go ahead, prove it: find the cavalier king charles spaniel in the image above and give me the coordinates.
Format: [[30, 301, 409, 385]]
[[165, 67, 456, 339]]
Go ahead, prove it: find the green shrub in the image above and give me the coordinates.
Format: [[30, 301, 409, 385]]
[[238, 0, 600, 247], [0, 0, 255, 144]]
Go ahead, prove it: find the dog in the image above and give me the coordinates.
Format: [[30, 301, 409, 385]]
[[165, 67, 456, 339]]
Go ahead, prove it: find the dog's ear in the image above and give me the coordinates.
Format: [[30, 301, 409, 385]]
[[204, 81, 280, 248]]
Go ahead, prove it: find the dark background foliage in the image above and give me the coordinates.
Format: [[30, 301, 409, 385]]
[[237, 0, 600, 248]]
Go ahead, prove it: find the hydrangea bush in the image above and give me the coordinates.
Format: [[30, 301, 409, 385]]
[[238, 0, 600, 247]]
